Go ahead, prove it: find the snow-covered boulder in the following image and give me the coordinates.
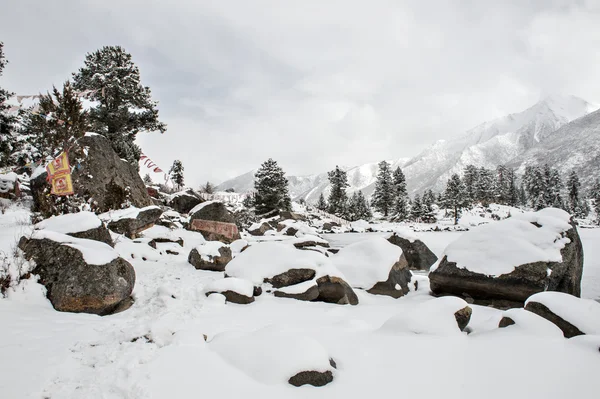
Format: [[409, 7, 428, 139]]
[[248, 221, 271, 236], [167, 189, 203, 214], [188, 242, 232, 272], [497, 308, 564, 337], [379, 297, 472, 335], [205, 277, 255, 304], [291, 235, 330, 249], [103, 206, 163, 238], [34, 211, 112, 246], [274, 280, 320, 301], [387, 231, 438, 271], [188, 201, 241, 243], [429, 208, 584, 308], [30, 133, 153, 216], [524, 292, 600, 338], [0, 172, 20, 199], [18, 230, 135, 315], [209, 327, 335, 387], [225, 241, 358, 305], [332, 237, 412, 298]]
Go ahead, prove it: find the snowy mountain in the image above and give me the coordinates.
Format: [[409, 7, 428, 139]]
[[218, 95, 597, 202]]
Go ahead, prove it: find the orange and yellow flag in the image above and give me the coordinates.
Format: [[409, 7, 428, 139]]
[[50, 173, 74, 196], [46, 152, 70, 177]]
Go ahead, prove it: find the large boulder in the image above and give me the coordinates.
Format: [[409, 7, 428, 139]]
[[188, 201, 241, 243], [205, 277, 255, 304], [31, 133, 153, 216], [387, 232, 438, 271], [274, 281, 320, 301], [188, 242, 232, 272], [265, 268, 315, 288], [429, 208, 584, 308], [315, 275, 359, 305], [167, 189, 204, 214], [332, 237, 412, 298], [248, 222, 272, 236], [104, 206, 163, 238], [34, 211, 113, 246], [18, 230, 135, 315], [524, 292, 600, 338]]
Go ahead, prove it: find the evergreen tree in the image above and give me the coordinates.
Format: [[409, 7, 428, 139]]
[[421, 189, 437, 223], [253, 158, 292, 215], [495, 165, 508, 204], [21, 81, 89, 158], [143, 173, 152, 184], [327, 165, 349, 217], [518, 183, 527, 207], [462, 164, 479, 205], [72, 46, 166, 165], [566, 171, 583, 216], [505, 168, 518, 207], [0, 42, 16, 167], [372, 160, 394, 217], [170, 160, 185, 190], [589, 180, 600, 224], [391, 166, 409, 220], [548, 167, 563, 209], [474, 167, 496, 206], [444, 173, 466, 225], [410, 194, 423, 222], [354, 190, 372, 220], [316, 193, 327, 211], [201, 181, 215, 194], [347, 193, 360, 221]]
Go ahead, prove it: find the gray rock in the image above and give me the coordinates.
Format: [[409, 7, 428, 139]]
[[288, 370, 333, 387], [524, 300, 584, 338], [315, 275, 359, 305], [205, 290, 254, 304], [366, 254, 413, 298], [429, 217, 584, 308], [188, 201, 241, 243], [322, 222, 340, 231], [167, 189, 204, 214], [264, 268, 316, 288], [278, 211, 306, 222], [148, 237, 184, 249], [18, 235, 135, 315], [387, 233, 438, 271], [293, 239, 330, 249], [454, 306, 472, 331], [188, 246, 232, 272], [68, 223, 113, 246], [31, 134, 153, 216], [274, 284, 320, 301], [248, 222, 271, 236], [107, 206, 163, 238]]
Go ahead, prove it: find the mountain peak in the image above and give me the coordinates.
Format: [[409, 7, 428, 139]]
[[532, 94, 592, 121]]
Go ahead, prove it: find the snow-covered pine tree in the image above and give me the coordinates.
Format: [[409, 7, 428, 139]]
[[548, 167, 563, 209], [0, 42, 16, 167], [391, 166, 409, 220], [462, 164, 479, 206], [372, 160, 394, 217], [410, 194, 423, 222], [566, 170, 582, 216], [21, 81, 89, 159], [474, 167, 496, 206], [495, 165, 508, 204], [327, 165, 349, 217], [253, 158, 292, 215], [316, 192, 327, 211], [591, 180, 600, 225], [444, 173, 466, 225], [169, 160, 184, 190], [347, 192, 359, 222], [421, 189, 437, 223], [201, 181, 215, 194], [72, 46, 166, 165], [505, 167, 518, 207], [354, 190, 372, 221]]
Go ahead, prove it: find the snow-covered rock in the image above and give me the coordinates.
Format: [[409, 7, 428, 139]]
[[429, 208, 584, 307], [387, 232, 438, 271], [167, 189, 203, 214], [497, 308, 564, 337], [35, 211, 113, 246], [102, 206, 163, 239], [204, 277, 255, 304], [188, 201, 241, 243], [524, 292, 600, 337], [188, 242, 232, 272]]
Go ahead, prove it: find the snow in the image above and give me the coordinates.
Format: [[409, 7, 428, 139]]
[[205, 277, 254, 297], [195, 241, 227, 261], [379, 296, 470, 335], [332, 237, 403, 288], [496, 308, 564, 337], [99, 205, 161, 222], [29, 230, 119, 265], [0, 172, 18, 192], [290, 234, 329, 246], [189, 200, 217, 215], [276, 280, 318, 294], [230, 239, 249, 256], [34, 211, 102, 234], [431, 208, 573, 276], [525, 291, 600, 335], [209, 326, 333, 385], [225, 241, 341, 285]]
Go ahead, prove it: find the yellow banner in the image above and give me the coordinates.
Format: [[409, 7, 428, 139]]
[[46, 152, 70, 177], [50, 173, 74, 196]]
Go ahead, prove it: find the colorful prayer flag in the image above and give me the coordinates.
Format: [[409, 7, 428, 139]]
[[50, 173, 74, 196], [46, 152, 70, 177]]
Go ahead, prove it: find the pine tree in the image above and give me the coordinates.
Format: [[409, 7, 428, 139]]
[[591, 180, 600, 225], [463, 164, 479, 205], [391, 166, 409, 220], [566, 171, 582, 216], [548, 167, 563, 209], [474, 167, 496, 206], [445, 173, 466, 225], [201, 181, 215, 194], [0, 42, 16, 167], [327, 165, 349, 217], [372, 160, 394, 217], [170, 160, 184, 190], [410, 194, 423, 222], [253, 158, 292, 215], [21, 81, 89, 158], [72, 46, 166, 165], [505, 168, 518, 207], [352, 190, 372, 221], [143, 173, 152, 184], [421, 189, 437, 223], [316, 193, 327, 211], [495, 165, 508, 204]]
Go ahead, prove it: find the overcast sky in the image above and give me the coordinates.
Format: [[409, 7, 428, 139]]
[[2, 0, 600, 187]]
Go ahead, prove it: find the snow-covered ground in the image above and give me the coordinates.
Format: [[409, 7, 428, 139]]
[[1, 205, 599, 398]]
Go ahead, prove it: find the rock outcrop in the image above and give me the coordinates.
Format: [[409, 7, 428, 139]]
[[188, 201, 241, 243], [106, 206, 163, 238], [387, 233, 438, 271]]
